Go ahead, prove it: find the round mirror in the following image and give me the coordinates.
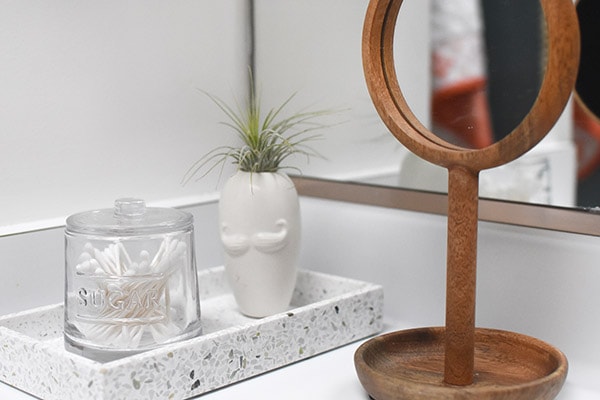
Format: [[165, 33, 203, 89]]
[[364, 0, 579, 172]]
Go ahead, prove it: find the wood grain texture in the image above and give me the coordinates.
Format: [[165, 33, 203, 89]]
[[445, 167, 479, 385], [358, 0, 579, 397], [362, 0, 580, 170], [355, 327, 568, 400]]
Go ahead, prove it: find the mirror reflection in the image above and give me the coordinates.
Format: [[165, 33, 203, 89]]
[[574, 0, 600, 207], [394, 0, 563, 205], [256, 0, 587, 208], [423, 0, 544, 149]]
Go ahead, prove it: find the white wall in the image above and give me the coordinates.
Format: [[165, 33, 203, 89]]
[[0, 1, 249, 232], [253, 0, 431, 181]]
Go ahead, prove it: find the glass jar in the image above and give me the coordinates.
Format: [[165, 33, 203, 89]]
[[64, 198, 202, 361]]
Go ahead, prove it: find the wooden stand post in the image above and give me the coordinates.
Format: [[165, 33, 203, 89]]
[[444, 166, 479, 385]]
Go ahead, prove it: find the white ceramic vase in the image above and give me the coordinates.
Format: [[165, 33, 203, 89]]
[[218, 171, 300, 318]]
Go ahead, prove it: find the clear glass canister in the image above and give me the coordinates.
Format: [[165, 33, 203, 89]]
[[64, 198, 202, 361]]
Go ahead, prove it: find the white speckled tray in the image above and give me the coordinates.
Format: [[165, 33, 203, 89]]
[[0, 266, 383, 400]]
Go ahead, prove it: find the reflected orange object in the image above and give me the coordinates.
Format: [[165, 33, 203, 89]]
[[432, 77, 494, 149]]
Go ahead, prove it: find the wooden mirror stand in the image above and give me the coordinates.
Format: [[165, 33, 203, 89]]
[[354, 0, 580, 398]]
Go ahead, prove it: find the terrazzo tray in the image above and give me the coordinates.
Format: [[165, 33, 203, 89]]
[[0, 266, 383, 400]]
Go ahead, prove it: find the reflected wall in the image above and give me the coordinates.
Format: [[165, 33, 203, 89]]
[[253, 0, 431, 185], [254, 0, 578, 207]]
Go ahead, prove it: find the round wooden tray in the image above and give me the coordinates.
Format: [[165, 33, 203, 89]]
[[354, 327, 568, 400]]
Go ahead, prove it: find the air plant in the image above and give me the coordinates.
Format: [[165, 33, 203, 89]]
[[182, 77, 340, 184]]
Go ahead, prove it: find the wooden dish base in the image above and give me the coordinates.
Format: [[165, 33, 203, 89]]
[[354, 327, 567, 400]]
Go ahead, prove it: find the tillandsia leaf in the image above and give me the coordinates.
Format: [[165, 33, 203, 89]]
[[262, 93, 297, 131], [183, 77, 343, 184], [181, 146, 237, 185], [201, 90, 248, 134]]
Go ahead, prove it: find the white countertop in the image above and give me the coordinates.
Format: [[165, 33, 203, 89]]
[[1, 320, 598, 400]]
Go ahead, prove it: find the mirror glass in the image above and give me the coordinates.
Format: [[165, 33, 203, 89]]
[[395, 0, 554, 203], [255, 0, 586, 209], [574, 0, 600, 207], [405, 0, 544, 149], [575, 0, 600, 118]]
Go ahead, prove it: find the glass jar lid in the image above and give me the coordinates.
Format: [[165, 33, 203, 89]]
[[66, 198, 193, 236]]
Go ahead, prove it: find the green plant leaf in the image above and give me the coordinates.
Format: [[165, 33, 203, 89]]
[[183, 75, 343, 184]]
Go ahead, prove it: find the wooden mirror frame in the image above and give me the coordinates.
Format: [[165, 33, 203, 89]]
[[363, 0, 579, 171]]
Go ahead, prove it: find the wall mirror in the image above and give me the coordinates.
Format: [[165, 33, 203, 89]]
[[1, 0, 597, 237], [254, 0, 600, 236]]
